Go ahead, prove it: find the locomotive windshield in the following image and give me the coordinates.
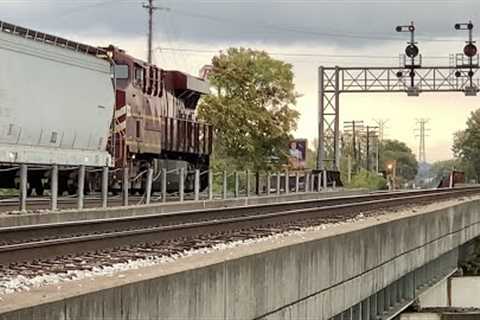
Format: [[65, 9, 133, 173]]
[[114, 65, 129, 80]]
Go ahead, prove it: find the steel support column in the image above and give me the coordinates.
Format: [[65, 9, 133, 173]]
[[334, 66, 341, 170], [78, 165, 86, 210], [101, 166, 109, 208], [19, 164, 28, 212], [145, 167, 153, 204], [318, 66, 325, 170], [50, 164, 58, 211]]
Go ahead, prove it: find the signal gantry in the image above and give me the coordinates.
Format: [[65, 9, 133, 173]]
[[317, 20, 480, 171]]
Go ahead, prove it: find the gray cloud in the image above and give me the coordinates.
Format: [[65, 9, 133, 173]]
[[1, 0, 480, 48]]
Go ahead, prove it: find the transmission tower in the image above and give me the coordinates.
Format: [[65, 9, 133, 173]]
[[142, 0, 170, 64], [415, 118, 430, 163], [373, 119, 389, 141]]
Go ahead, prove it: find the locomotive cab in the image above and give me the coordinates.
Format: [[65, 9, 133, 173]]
[[105, 46, 213, 193]]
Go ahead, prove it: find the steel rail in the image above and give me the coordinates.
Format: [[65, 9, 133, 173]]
[[0, 187, 472, 243], [0, 187, 479, 266]]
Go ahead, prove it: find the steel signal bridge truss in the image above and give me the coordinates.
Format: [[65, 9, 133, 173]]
[[316, 64, 480, 170]]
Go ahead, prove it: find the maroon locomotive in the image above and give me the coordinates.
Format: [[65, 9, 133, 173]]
[[103, 46, 213, 193]]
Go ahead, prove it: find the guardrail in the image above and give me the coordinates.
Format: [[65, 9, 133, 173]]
[[5, 165, 335, 213]]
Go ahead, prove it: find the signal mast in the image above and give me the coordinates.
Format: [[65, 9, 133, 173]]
[[454, 21, 478, 96], [396, 22, 421, 96]]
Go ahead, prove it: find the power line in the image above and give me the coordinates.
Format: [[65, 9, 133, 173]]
[[156, 47, 451, 60], [8, 0, 473, 44], [158, 7, 468, 43]]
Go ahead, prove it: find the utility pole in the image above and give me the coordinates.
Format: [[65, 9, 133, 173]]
[[373, 118, 389, 173], [414, 118, 430, 163], [365, 126, 379, 172], [142, 0, 170, 64], [344, 120, 364, 172]]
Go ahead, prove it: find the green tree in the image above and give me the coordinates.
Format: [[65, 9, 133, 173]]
[[305, 138, 318, 169], [348, 169, 387, 190], [453, 109, 480, 180], [380, 139, 418, 182], [198, 48, 299, 171]]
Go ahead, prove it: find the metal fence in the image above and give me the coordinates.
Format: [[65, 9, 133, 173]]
[[8, 164, 335, 212]]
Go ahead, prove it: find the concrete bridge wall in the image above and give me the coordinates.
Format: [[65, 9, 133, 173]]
[[1, 198, 480, 320]]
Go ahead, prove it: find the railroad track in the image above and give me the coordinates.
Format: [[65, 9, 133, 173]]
[[0, 186, 478, 269]]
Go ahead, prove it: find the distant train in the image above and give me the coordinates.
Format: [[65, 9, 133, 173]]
[[437, 170, 465, 188], [0, 20, 212, 195]]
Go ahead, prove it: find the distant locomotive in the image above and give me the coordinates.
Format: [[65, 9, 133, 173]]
[[437, 170, 465, 188], [0, 20, 212, 195]]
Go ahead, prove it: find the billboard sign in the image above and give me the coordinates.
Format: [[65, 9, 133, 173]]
[[288, 139, 307, 169]]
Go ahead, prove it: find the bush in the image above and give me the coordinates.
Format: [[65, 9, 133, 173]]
[[348, 169, 387, 191]]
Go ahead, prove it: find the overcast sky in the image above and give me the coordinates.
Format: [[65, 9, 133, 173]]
[[2, 0, 480, 162]]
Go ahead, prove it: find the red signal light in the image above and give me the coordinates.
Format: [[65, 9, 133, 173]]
[[464, 43, 478, 57]]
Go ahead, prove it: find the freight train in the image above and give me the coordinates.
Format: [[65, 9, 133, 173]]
[[437, 170, 465, 188], [0, 20, 212, 195]]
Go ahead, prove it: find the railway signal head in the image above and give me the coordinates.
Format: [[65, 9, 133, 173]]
[[455, 22, 474, 31], [405, 44, 419, 58], [396, 22, 421, 70], [464, 43, 478, 57], [396, 22, 415, 33]]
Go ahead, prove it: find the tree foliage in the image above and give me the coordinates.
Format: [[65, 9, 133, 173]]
[[198, 48, 299, 171], [305, 138, 318, 170], [380, 139, 418, 182], [348, 169, 387, 190], [453, 109, 480, 180]]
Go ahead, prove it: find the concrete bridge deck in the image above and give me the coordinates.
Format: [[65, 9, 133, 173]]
[[0, 195, 479, 320]]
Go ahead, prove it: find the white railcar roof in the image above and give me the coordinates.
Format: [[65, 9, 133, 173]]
[[0, 20, 107, 59]]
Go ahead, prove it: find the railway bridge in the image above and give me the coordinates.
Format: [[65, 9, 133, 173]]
[[0, 189, 479, 320]]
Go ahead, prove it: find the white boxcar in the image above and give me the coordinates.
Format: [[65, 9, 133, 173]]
[[0, 24, 114, 167]]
